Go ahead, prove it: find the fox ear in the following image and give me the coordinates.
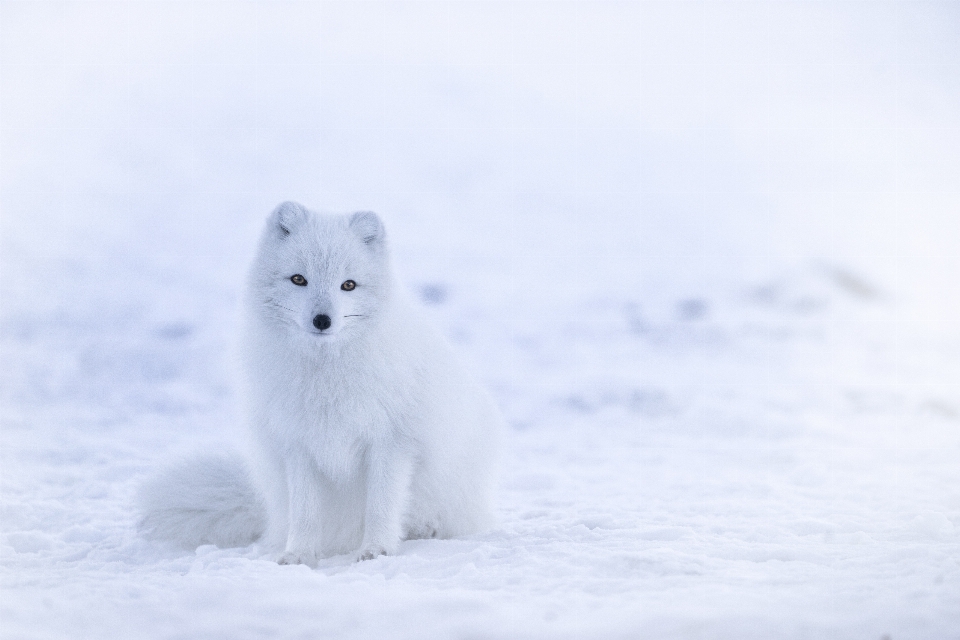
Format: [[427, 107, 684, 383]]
[[349, 211, 385, 246], [269, 201, 308, 237]]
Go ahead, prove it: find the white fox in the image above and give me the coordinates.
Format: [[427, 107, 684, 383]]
[[138, 202, 502, 564]]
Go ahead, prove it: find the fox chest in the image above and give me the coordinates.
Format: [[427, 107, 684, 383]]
[[277, 375, 402, 478]]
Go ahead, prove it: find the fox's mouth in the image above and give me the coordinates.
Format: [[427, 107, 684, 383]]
[[304, 315, 367, 336]]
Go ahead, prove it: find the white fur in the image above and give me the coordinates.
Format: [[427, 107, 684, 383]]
[[137, 202, 502, 565], [137, 453, 266, 549]]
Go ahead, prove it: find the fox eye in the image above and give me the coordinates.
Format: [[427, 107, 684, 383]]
[[290, 274, 307, 286], [341, 280, 356, 291]]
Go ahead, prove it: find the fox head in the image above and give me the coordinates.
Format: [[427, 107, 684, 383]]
[[249, 202, 392, 342]]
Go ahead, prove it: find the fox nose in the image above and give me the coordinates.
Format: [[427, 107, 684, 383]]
[[313, 314, 332, 331]]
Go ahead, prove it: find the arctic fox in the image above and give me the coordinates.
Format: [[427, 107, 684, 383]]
[[138, 202, 502, 564]]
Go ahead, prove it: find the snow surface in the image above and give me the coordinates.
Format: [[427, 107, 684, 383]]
[[2, 2, 960, 639]]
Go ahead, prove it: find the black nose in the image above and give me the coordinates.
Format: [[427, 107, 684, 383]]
[[313, 314, 331, 331]]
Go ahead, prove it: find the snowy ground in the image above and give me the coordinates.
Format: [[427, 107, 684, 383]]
[[2, 3, 960, 639]]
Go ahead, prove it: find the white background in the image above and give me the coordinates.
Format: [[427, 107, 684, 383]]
[[2, 3, 959, 638]]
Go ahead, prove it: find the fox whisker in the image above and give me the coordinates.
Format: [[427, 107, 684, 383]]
[[267, 301, 297, 314]]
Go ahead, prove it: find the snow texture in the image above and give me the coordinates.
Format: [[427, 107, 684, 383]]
[[2, 3, 959, 639]]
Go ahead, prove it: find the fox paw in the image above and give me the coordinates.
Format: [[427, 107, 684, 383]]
[[407, 523, 438, 540], [355, 545, 388, 562], [277, 550, 318, 568]]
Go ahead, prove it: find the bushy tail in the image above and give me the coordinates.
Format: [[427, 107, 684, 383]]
[[137, 453, 267, 550]]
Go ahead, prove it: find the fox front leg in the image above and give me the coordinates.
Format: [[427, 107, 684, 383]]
[[356, 446, 415, 561], [277, 452, 324, 568]]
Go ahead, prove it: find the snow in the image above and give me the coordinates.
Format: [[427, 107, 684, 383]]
[[2, 2, 959, 639]]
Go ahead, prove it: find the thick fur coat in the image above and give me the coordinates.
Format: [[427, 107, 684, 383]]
[[138, 203, 502, 564]]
